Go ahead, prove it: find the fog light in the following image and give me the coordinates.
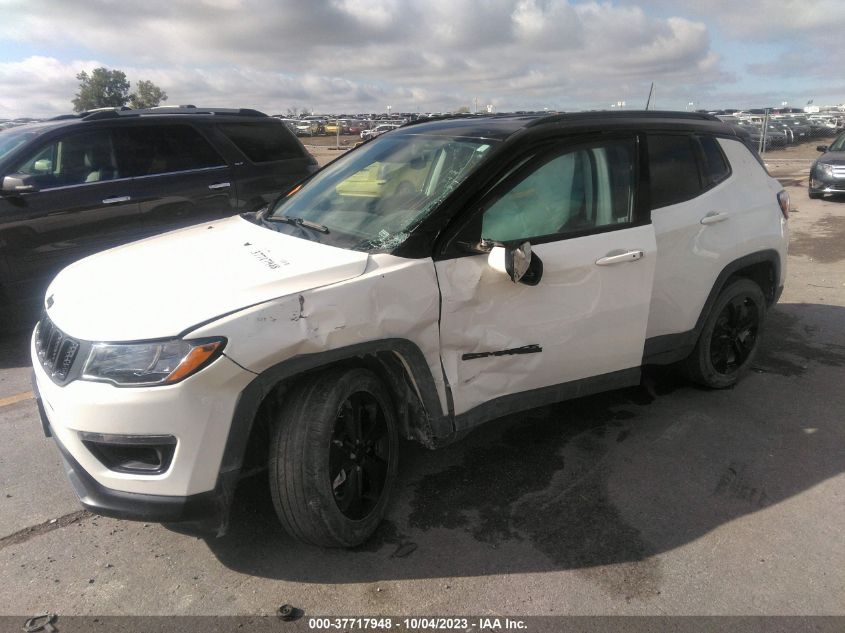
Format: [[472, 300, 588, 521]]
[[80, 432, 176, 474]]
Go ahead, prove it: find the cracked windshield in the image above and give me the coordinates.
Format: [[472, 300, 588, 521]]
[[268, 134, 494, 251]]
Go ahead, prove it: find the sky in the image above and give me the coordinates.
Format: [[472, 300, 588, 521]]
[[0, 0, 843, 119]]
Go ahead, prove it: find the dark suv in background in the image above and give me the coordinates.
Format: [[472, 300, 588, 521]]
[[809, 132, 845, 199], [0, 107, 318, 328]]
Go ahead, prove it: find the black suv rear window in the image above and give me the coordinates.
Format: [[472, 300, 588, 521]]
[[120, 125, 225, 176], [647, 134, 703, 210], [217, 122, 304, 163]]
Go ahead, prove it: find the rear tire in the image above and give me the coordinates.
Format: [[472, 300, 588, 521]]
[[268, 367, 398, 547], [685, 279, 767, 389]]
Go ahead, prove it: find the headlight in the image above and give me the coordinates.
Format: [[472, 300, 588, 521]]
[[82, 338, 225, 386], [815, 163, 834, 177]]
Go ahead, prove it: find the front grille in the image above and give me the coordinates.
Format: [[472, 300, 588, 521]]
[[35, 315, 80, 381], [832, 165, 845, 178]]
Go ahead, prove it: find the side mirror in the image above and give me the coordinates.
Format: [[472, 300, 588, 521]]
[[2, 173, 38, 195], [817, 145, 829, 153], [488, 241, 539, 284]]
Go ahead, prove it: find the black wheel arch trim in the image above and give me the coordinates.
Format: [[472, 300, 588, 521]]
[[218, 338, 450, 480], [642, 249, 781, 365]]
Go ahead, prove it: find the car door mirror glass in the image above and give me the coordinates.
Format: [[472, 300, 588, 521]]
[[488, 241, 532, 283], [2, 173, 38, 194]]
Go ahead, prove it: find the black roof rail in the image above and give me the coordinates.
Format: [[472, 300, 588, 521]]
[[124, 107, 268, 117], [48, 107, 129, 121], [528, 110, 721, 127], [48, 107, 268, 122], [82, 109, 126, 121]]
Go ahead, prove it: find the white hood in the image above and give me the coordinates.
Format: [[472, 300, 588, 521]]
[[45, 215, 369, 341]]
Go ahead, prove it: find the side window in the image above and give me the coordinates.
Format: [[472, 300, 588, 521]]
[[481, 140, 636, 243], [13, 129, 118, 189], [647, 134, 703, 209], [216, 122, 304, 163], [122, 125, 225, 176], [696, 135, 731, 187]]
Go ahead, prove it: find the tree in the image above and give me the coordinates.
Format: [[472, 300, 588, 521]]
[[456, 106, 470, 114], [72, 68, 131, 112], [129, 80, 168, 109]]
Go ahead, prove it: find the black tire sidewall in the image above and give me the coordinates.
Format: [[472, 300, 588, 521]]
[[270, 367, 398, 547]]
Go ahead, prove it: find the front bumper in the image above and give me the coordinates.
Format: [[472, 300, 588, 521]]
[[809, 172, 845, 195], [32, 372, 240, 534], [809, 184, 845, 194], [31, 325, 255, 532]]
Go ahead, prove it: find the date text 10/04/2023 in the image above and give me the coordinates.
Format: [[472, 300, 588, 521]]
[[307, 617, 528, 630]]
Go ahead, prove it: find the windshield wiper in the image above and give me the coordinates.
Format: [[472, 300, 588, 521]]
[[265, 215, 330, 234]]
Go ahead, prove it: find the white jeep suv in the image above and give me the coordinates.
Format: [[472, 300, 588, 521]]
[[32, 112, 789, 546]]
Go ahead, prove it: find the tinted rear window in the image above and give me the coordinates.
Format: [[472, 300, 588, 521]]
[[697, 136, 731, 187], [119, 125, 225, 176], [217, 122, 304, 163], [647, 134, 703, 209]]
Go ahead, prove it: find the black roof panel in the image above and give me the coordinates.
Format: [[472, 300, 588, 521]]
[[394, 110, 732, 142]]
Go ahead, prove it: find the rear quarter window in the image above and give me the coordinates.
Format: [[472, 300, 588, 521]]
[[647, 134, 703, 209], [217, 122, 304, 163], [696, 135, 731, 187]]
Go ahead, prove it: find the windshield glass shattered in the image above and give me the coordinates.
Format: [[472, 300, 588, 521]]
[[267, 133, 495, 252]]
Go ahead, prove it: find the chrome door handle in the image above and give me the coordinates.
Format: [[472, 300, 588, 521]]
[[102, 196, 131, 204], [700, 212, 729, 225], [595, 250, 644, 266], [208, 182, 231, 190]]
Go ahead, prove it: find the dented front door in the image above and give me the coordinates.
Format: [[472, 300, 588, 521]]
[[435, 137, 656, 420]]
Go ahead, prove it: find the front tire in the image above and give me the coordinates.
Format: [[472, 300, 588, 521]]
[[269, 368, 398, 547], [685, 279, 767, 389]]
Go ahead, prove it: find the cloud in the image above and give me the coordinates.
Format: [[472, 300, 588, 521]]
[[0, 0, 730, 117], [0, 56, 103, 117], [652, 0, 845, 40]]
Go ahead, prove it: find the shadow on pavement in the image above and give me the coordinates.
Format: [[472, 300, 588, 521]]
[[202, 302, 845, 591]]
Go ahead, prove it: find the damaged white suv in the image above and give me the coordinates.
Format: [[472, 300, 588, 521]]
[[32, 112, 789, 547]]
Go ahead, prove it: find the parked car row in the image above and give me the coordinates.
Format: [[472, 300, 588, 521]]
[[716, 113, 844, 151], [272, 115, 410, 138]]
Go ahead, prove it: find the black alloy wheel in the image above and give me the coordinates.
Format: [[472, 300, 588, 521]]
[[708, 294, 760, 376], [329, 392, 392, 520], [269, 367, 398, 547], [685, 278, 767, 389]]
